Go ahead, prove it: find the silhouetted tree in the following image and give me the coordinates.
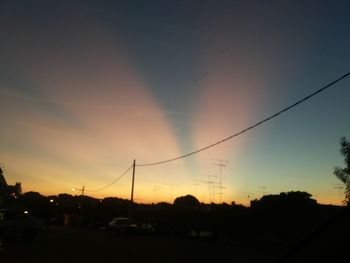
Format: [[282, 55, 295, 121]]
[[334, 137, 350, 205], [21, 191, 44, 201], [251, 191, 317, 209], [174, 194, 200, 208]]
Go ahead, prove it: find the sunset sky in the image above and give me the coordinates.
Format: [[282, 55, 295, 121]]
[[1, 0, 349, 205]]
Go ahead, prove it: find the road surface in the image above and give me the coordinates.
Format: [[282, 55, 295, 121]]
[[0, 226, 285, 262]]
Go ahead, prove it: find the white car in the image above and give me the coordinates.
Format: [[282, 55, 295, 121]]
[[108, 217, 138, 235]]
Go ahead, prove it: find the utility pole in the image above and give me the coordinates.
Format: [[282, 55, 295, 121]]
[[130, 160, 136, 203], [72, 185, 85, 197], [214, 184, 226, 202], [200, 173, 217, 203], [72, 185, 85, 224], [80, 185, 85, 223], [212, 159, 228, 203], [129, 160, 136, 221]]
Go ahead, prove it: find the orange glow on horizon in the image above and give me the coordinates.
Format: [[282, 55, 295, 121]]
[[0, 6, 346, 208]]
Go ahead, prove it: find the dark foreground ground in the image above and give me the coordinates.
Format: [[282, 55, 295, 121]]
[[0, 226, 287, 263]]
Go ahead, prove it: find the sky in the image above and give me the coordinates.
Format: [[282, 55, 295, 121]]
[[0, 0, 349, 205]]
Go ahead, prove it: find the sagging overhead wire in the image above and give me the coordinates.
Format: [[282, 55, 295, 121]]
[[137, 71, 350, 167], [84, 164, 133, 192]]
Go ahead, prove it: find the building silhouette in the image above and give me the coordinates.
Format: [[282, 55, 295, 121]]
[[0, 166, 22, 206]]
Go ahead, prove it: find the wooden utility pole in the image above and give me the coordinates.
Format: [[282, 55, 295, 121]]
[[79, 185, 85, 225], [129, 160, 136, 221], [131, 160, 136, 203]]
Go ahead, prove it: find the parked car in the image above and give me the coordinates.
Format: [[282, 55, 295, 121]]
[[108, 217, 138, 236], [0, 209, 46, 242]]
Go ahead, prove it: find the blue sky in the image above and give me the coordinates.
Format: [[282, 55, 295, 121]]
[[0, 0, 349, 204]]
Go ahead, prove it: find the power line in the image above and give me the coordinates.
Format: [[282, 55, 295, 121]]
[[137, 71, 350, 167], [84, 164, 133, 192]]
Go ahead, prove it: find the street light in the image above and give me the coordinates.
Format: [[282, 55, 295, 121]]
[[72, 185, 85, 224], [72, 185, 85, 196]]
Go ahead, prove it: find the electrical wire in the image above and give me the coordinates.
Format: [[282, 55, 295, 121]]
[[137, 71, 350, 167], [84, 164, 133, 192]]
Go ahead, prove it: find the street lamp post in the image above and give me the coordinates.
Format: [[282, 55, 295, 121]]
[[72, 185, 85, 196], [72, 185, 85, 224]]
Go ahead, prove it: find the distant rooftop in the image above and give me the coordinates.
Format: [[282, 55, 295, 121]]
[[0, 166, 8, 186]]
